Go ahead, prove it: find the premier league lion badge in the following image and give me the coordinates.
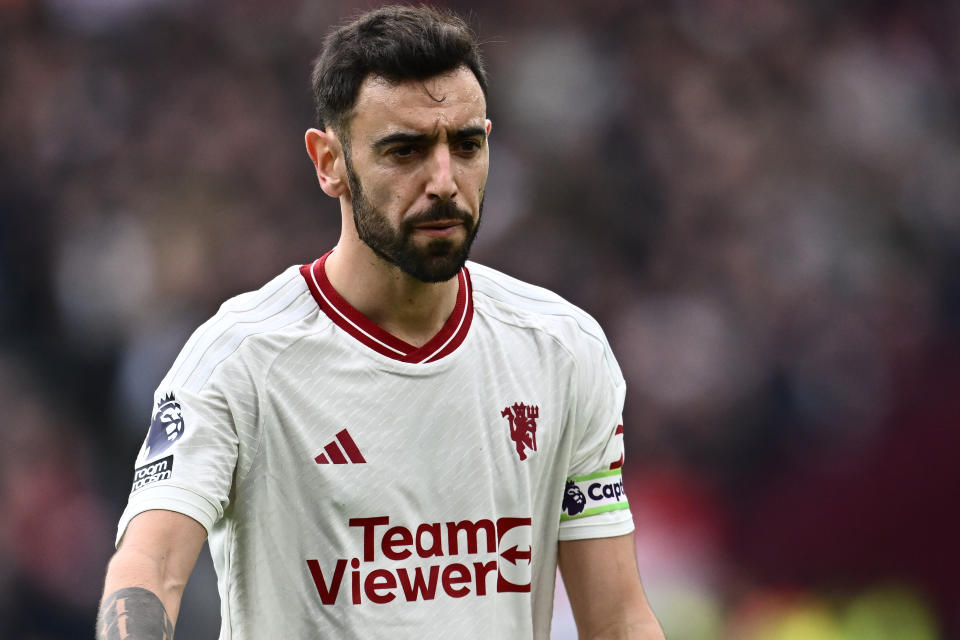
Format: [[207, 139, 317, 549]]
[[562, 480, 586, 517], [145, 392, 185, 459]]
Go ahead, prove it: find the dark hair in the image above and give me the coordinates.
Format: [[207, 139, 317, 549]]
[[311, 5, 487, 140]]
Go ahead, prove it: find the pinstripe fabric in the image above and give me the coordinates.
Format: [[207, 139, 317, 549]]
[[116, 259, 633, 640]]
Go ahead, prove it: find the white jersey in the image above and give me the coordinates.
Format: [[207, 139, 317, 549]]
[[117, 252, 633, 639]]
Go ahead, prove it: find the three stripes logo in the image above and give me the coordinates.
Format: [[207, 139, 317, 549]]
[[316, 429, 366, 465]]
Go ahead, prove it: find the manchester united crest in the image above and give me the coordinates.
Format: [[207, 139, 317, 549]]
[[502, 402, 539, 461]]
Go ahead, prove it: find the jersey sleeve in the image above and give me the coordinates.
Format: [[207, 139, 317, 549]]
[[115, 328, 260, 546], [557, 330, 634, 541]]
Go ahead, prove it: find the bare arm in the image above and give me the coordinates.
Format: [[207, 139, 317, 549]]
[[558, 533, 666, 640], [97, 510, 207, 639]]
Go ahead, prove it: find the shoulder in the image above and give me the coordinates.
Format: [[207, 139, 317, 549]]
[[468, 261, 606, 344], [467, 262, 622, 383], [160, 265, 321, 392]]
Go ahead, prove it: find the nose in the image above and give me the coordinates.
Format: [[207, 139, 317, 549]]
[[425, 145, 457, 201]]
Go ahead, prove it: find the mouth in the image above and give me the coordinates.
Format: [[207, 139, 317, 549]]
[[411, 220, 465, 237]]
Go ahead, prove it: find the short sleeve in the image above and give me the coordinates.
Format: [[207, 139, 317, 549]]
[[115, 343, 259, 546], [557, 333, 634, 541]]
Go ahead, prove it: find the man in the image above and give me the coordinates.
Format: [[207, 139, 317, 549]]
[[97, 6, 665, 639]]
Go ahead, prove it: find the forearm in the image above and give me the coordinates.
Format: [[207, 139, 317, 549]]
[[97, 510, 206, 638], [580, 617, 666, 640], [97, 586, 175, 640], [97, 546, 187, 639], [559, 534, 666, 640]]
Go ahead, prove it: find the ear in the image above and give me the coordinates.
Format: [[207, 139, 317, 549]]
[[485, 119, 492, 137], [305, 128, 348, 198]]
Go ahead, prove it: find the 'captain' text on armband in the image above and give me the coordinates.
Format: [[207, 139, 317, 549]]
[[560, 469, 629, 521]]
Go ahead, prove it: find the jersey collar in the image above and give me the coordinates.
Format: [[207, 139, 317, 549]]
[[300, 251, 473, 364]]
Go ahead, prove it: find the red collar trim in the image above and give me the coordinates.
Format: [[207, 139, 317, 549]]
[[299, 251, 473, 363]]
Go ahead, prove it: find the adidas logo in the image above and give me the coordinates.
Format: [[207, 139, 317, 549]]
[[315, 429, 366, 464]]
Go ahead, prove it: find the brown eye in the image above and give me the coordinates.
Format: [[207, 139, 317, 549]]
[[390, 145, 419, 158], [457, 139, 482, 154]]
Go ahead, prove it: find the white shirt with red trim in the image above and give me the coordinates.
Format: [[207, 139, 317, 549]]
[[117, 252, 633, 640]]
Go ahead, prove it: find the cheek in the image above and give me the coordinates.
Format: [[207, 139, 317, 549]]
[[456, 165, 487, 204], [364, 172, 409, 209], [473, 158, 490, 196]]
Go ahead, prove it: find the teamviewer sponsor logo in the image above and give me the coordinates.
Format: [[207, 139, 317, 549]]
[[305, 516, 533, 605], [131, 455, 174, 493]]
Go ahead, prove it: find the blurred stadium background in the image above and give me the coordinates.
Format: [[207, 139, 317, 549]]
[[1, 0, 958, 638]]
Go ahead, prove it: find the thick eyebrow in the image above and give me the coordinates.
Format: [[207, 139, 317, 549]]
[[371, 132, 430, 150], [448, 126, 487, 143], [371, 126, 487, 151]]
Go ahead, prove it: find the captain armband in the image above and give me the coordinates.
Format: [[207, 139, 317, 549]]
[[559, 469, 629, 521]]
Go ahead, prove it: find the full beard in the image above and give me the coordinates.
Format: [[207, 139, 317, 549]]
[[348, 168, 481, 283]]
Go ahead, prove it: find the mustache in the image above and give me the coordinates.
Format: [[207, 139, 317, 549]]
[[402, 199, 475, 230]]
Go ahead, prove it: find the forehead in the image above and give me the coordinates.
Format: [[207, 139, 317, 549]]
[[349, 66, 487, 140]]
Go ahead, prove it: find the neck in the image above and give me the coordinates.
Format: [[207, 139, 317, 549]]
[[324, 238, 460, 348]]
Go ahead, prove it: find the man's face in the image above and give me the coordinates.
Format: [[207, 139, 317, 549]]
[[342, 66, 490, 283]]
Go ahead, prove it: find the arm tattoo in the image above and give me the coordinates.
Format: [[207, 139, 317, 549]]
[[97, 587, 175, 640]]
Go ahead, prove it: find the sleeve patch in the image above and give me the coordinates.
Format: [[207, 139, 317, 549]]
[[560, 469, 629, 521], [131, 455, 174, 493], [145, 392, 185, 460]]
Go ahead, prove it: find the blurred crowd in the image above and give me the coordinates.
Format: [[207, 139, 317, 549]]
[[1, 0, 958, 638]]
